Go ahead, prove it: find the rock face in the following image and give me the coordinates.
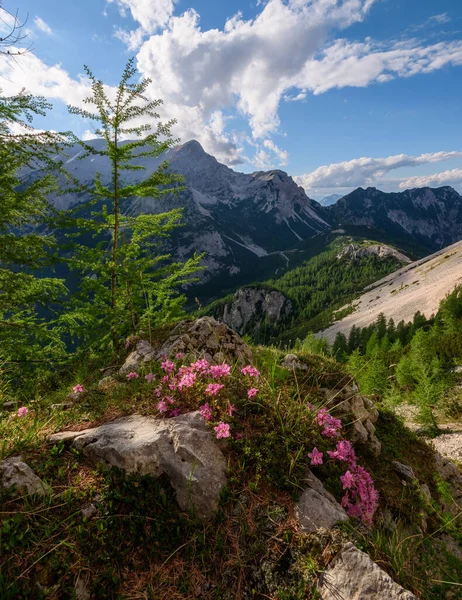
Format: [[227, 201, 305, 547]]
[[327, 186, 462, 251], [318, 542, 417, 599], [49, 412, 227, 521], [215, 287, 293, 336], [322, 386, 381, 456], [296, 470, 348, 532], [156, 316, 252, 365], [337, 243, 411, 264], [0, 456, 51, 496]]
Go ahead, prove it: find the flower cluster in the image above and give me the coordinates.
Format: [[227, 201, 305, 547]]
[[124, 356, 262, 440], [73, 384, 86, 394], [309, 407, 379, 525], [17, 406, 28, 417]]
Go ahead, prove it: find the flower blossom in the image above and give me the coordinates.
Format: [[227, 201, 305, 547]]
[[126, 372, 139, 381], [247, 387, 258, 398], [145, 373, 156, 383], [205, 383, 224, 396], [73, 384, 86, 394], [308, 447, 323, 466], [178, 371, 197, 390], [227, 401, 237, 416], [170, 408, 181, 417], [191, 359, 209, 372], [175, 352, 184, 359], [161, 360, 176, 374], [17, 407, 28, 417], [200, 403, 213, 421], [241, 365, 260, 378], [209, 363, 231, 379], [214, 422, 231, 439], [157, 399, 168, 413]]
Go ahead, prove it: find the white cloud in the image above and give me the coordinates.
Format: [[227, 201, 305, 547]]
[[428, 13, 451, 25], [107, 0, 177, 33], [34, 16, 52, 35], [295, 151, 462, 191], [399, 168, 462, 189], [3, 0, 462, 167]]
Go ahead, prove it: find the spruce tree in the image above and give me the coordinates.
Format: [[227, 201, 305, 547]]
[[64, 59, 201, 351]]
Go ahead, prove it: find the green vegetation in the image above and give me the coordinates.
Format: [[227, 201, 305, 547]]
[[267, 240, 403, 340], [330, 287, 462, 431]]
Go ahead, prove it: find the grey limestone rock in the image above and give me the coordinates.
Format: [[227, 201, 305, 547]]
[[49, 412, 227, 522], [0, 456, 51, 496], [119, 339, 156, 374], [296, 469, 348, 532], [318, 542, 417, 599]]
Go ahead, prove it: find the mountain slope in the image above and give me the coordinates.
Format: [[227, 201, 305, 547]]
[[320, 239, 462, 342], [47, 140, 329, 291], [325, 186, 462, 253]]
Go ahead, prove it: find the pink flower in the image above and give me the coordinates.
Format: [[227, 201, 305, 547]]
[[161, 360, 176, 374], [209, 363, 231, 379], [170, 408, 181, 417], [200, 403, 213, 421], [175, 352, 184, 359], [157, 399, 168, 413], [227, 401, 237, 416], [340, 470, 354, 489], [154, 386, 163, 397], [307, 402, 316, 411], [165, 396, 175, 404], [241, 365, 260, 378], [126, 372, 139, 381], [73, 384, 86, 394], [191, 359, 209, 372], [247, 387, 258, 398], [308, 447, 323, 466], [178, 371, 197, 390], [214, 422, 231, 439], [17, 407, 28, 417], [206, 383, 224, 396], [145, 373, 156, 383]]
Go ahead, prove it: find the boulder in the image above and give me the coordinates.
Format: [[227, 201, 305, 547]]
[[156, 317, 252, 365], [296, 469, 348, 532], [119, 339, 156, 374], [49, 412, 227, 521], [281, 354, 308, 371], [0, 456, 51, 496], [392, 461, 416, 483], [318, 542, 417, 599]]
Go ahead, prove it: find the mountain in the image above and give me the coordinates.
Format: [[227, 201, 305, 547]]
[[325, 186, 462, 254], [47, 140, 329, 296], [319, 193, 344, 206], [320, 238, 462, 343]]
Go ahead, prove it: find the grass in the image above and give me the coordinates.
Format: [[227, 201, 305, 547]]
[[1, 345, 461, 599]]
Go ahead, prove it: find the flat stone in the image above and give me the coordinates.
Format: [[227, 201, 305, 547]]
[[50, 403, 74, 411], [0, 456, 51, 496], [318, 542, 417, 599], [2, 401, 15, 411], [49, 412, 227, 521]]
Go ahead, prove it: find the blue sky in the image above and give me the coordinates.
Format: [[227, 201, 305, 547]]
[[1, 0, 462, 198]]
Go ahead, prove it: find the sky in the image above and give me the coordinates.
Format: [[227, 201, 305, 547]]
[[1, 0, 462, 199]]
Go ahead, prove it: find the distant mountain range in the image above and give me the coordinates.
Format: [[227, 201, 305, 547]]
[[319, 193, 344, 206], [42, 139, 462, 301]]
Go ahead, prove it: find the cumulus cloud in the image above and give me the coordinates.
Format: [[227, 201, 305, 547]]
[[3, 0, 462, 167], [399, 168, 462, 189], [34, 16, 52, 35], [107, 0, 177, 47], [295, 151, 462, 191]]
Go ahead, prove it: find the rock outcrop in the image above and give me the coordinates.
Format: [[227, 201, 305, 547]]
[[323, 385, 381, 456], [0, 456, 51, 496], [156, 316, 252, 365], [119, 339, 156, 374], [296, 469, 348, 532], [49, 412, 227, 521], [337, 243, 411, 264], [218, 287, 293, 336], [318, 542, 417, 599]]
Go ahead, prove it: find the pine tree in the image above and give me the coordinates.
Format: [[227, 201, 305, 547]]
[[63, 59, 201, 350], [0, 91, 68, 377]]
